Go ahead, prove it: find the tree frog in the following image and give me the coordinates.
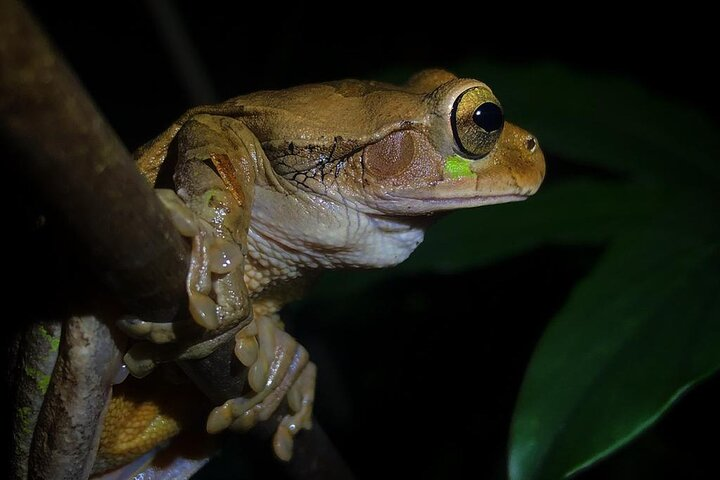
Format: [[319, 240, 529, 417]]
[[94, 69, 545, 475]]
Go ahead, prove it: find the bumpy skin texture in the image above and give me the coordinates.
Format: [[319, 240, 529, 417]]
[[94, 378, 203, 474], [95, 70, 545, 473]]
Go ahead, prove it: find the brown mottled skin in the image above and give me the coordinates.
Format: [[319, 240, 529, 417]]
[[95, 70, 545, 476]]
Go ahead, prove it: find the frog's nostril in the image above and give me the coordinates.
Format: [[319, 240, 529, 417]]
[[525, 136, 537, 152]]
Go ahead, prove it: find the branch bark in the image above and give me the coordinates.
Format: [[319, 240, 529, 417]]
[[28, 316, 124, 480], [9, 321, 62, 480], [0, 0, 188, 325]]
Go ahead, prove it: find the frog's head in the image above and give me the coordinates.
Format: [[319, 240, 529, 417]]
[[332, 69, 545, 216], [247, 70, 545, 268]]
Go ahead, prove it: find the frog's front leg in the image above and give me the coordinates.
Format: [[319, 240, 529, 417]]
[[122, 114, 315, 461], [122, 115, 255, 348]]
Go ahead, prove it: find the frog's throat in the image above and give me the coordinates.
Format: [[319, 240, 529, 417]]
[[244, 187, 429, 294]]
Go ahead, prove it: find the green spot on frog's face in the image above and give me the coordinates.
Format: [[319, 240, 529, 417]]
[[444, 155, 475, 179]]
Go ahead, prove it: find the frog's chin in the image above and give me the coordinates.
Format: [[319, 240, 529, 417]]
[[379, 192, 529, 215]]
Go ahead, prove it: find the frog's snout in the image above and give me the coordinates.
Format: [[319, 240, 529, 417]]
[[526, 133, 545, 192], [479, 122, 545, 196], [525, 133, 546, 193], [525, 135, 538, 154]]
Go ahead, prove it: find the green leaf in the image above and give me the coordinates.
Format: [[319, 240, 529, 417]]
[[508, 222, 720, 480]]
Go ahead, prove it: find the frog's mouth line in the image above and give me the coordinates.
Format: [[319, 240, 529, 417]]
[[390, 192, 528, 203], [383, 192, 529, 213]]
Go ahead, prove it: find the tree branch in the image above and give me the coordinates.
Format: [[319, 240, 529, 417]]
[[0, 0, 188, 325]]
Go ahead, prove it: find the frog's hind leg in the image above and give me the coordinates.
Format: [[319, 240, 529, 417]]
[[206, 312, 316, 461]]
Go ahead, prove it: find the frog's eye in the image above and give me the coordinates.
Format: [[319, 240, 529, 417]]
[[451, 86, 504, 158]]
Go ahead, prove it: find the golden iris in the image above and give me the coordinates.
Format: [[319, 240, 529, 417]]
[[451, 86, 504, 158]]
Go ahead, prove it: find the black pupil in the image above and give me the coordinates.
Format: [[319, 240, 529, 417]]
[[472, 102, 503, 132]]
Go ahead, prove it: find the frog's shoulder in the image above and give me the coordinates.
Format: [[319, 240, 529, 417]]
[[135, 104, 248, 184]]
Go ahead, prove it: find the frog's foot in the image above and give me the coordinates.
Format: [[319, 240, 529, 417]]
[[119, 189, 245, 343], [205, 314, 316, 461], [274, 359, 316, 460], [161, 188, 246, 331], [117, 317, 181, 344]]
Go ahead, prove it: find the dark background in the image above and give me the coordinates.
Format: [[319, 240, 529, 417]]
[[24, 2, 719, 151], [22, 2, 719, 479]]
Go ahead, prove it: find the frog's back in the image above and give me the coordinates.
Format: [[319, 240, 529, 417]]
[[136, 71, 456, 184], [221, 78, 432, 150]]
